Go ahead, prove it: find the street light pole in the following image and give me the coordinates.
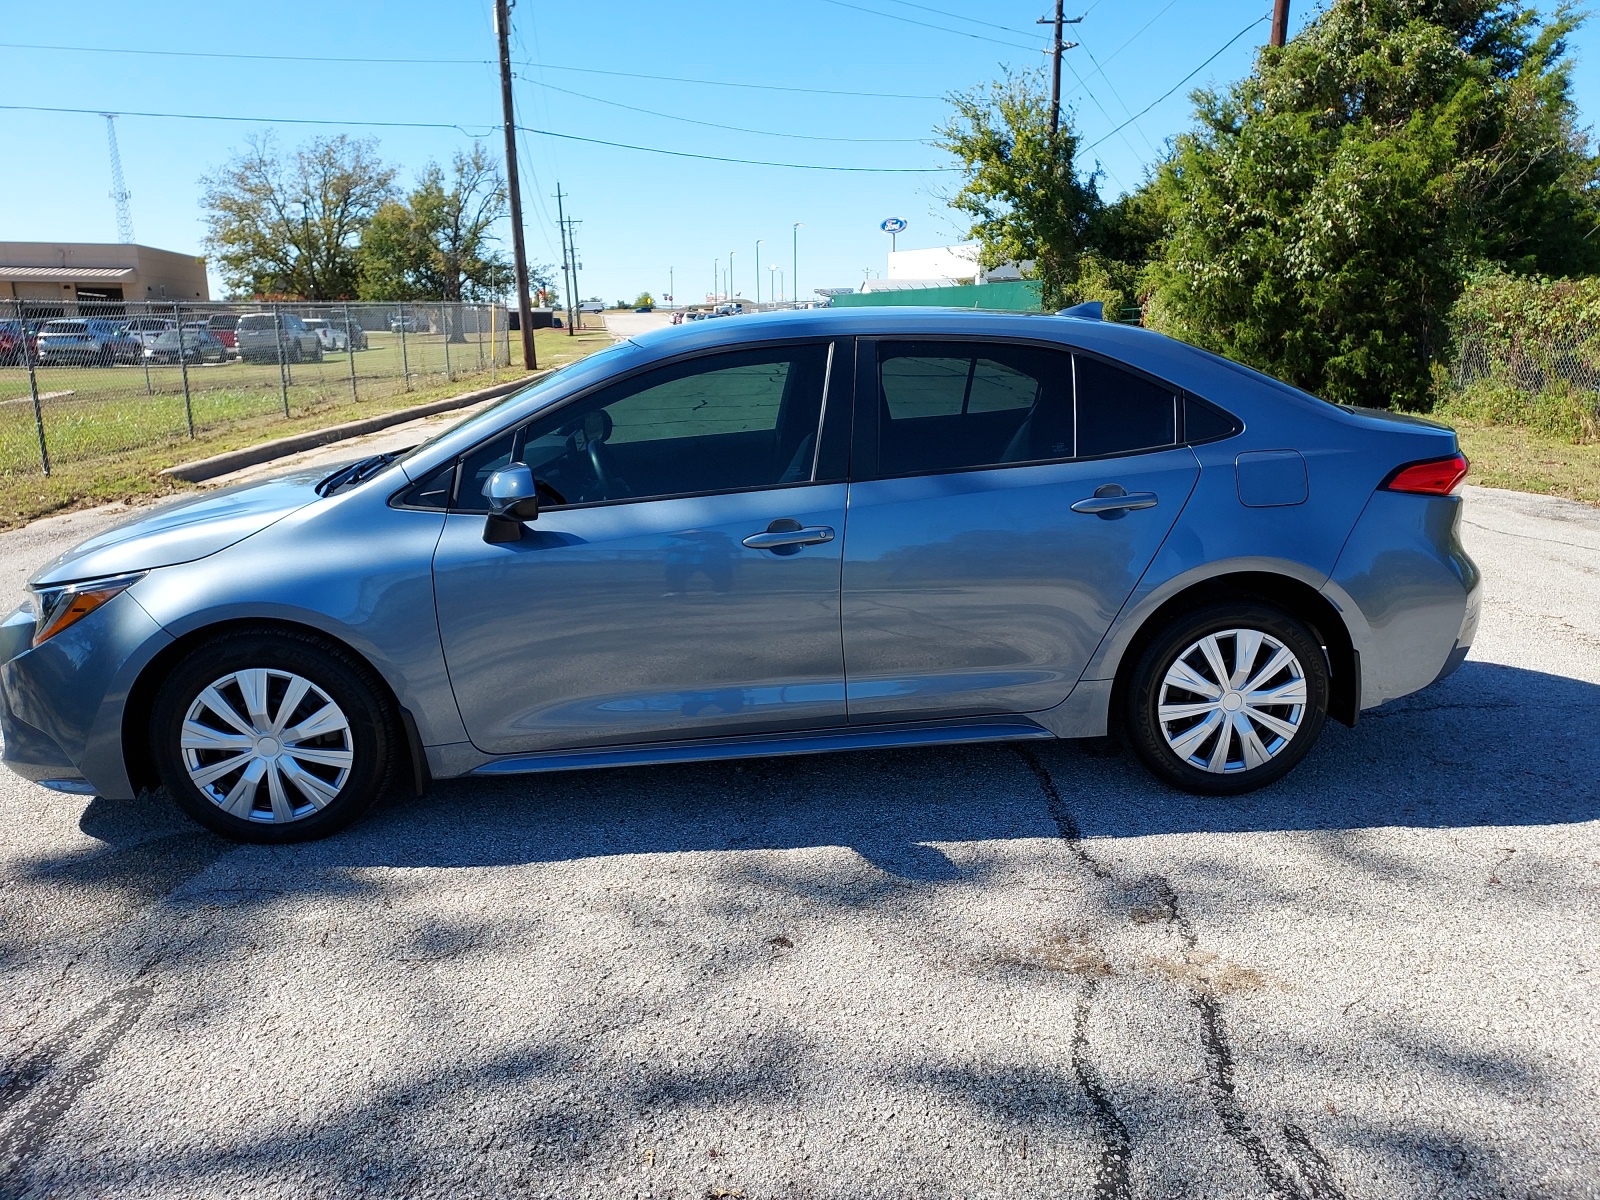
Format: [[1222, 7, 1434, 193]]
[[714, 259, 719, 302], [754, 239, 762, 306], [793, 222, 803, 308], [769, 263, 776, 304], [669, 266, 674, 308], [728, 251, 735, 303]]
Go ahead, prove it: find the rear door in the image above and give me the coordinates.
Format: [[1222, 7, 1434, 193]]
[[840, 338, 1200, 723]]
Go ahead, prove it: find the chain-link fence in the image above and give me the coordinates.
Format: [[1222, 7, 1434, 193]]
[[0, 299, 520, 475], [1448, 320, 1600, 398]]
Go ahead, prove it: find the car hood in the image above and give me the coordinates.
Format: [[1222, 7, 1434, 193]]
[[31, 469, 328, 587]]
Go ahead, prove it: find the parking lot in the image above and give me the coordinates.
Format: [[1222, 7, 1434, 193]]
[[0, 482, 1595, 1199]]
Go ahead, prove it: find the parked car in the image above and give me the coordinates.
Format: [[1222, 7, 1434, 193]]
[[143, 328, 228, 365], [123, 317, 176, 352], [388, 314, 428, 333], [301, 318, 348, 353], [0, 307, 1480, 843], [0, 320, 37, 365], [207, 313, 241, 354], [33, 319, 142, 366], [234, 312, 322, 363], [333, 319, 368, 351]]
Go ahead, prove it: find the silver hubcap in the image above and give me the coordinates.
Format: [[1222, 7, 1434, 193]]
[[1158, 629, 1307, 774], [181, 669, 353, 823]]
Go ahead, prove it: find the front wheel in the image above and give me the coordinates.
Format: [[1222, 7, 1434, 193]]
[[1124, 602, 1329, 795], [150, 630, 399, 843]]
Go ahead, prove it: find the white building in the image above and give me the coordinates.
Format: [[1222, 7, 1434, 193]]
[[861, 244, 1031, 293]]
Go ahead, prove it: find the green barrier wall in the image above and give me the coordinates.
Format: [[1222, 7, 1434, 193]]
[[829, 280, 1043, 312]]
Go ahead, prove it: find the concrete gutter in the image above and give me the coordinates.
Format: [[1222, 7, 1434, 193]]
[[161, 372, 542, 483]]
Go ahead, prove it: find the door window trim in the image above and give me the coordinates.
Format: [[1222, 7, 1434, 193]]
[[852, 335, 1239, 483]]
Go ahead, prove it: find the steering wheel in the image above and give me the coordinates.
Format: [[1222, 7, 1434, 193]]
[[566, 410, 627, 499]]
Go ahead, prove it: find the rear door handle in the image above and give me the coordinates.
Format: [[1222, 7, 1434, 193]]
[[1071, 486, 1158, 516], [742, 523, 835, 550]]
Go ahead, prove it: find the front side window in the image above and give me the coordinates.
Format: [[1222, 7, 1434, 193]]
[[452, 343, 833, 512]]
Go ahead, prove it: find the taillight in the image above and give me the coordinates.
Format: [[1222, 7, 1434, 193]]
[[1381, 454, 1469, 496]]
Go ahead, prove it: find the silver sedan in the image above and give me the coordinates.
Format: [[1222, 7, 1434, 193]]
[[0, 308, 1480, 841]]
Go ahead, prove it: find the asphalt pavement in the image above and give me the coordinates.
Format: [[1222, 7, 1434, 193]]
[[0, 484, 1595, 1199]]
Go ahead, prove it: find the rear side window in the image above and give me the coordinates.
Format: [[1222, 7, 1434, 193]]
[[875, 341, 1071, 475], [1073, 355, 1178, 458]]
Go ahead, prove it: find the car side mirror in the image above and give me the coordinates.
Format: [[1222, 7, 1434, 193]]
[[483, 464, 540, 543]]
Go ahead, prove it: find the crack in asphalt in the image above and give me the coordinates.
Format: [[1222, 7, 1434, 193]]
[[1071, 977, 1133, 1200], [1016, 749, 1349, 1200], [0, 982, 155, 1199]]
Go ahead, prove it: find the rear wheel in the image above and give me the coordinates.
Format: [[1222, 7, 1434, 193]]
[[151, 630, 398, 843], [1124, 602, 1329, 795]]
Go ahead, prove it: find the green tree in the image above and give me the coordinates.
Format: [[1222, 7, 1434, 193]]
[[633, 292, 655, 308], [200, 134, 396, 300], [1146, 0, 1600, 409], [357, 144, 536, 336], [935, 69, 1104, 309]]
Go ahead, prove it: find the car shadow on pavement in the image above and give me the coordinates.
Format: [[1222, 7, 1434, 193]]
[[33, 658, 1600, 891]]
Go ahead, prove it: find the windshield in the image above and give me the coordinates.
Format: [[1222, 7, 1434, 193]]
[[396, 339, 638, 470], [237, 314, 275, 330]]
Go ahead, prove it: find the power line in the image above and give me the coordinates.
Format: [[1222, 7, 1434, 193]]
[[1081, 13, 1270, 153], [814, 0, 1042, 50], [0, 102, 947, 172], [0, 102, 494, 134], [516, 75, 928, 144], [517, 125, 952, 172], [0, 41, 943, 100], [1069, 0, 1183, 90], [871, 0, 1034, 36]]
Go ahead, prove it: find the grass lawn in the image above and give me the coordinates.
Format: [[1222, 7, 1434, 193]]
[[1454, 418, 1600, 505], [0, 327, 610, 532]]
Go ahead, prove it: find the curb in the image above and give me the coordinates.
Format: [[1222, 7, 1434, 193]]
[[161, 372, 542, 483]]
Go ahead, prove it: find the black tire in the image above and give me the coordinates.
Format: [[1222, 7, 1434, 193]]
[[289, 340, 302, 363], [1123, 602, 1329, 796], [150, 629, 399, 843], [312, 341, 324, 362]]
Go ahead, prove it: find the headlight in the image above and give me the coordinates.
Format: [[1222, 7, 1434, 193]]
[[27, 572, 146, 647]]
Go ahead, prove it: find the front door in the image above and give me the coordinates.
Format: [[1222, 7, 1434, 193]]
[[433, 340, 851, 755], [841, 338, 1200, 723]]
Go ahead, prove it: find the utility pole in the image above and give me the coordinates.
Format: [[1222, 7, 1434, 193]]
[[565, 217, 584, 331], [754, 239, 762, 307], [1036, 3, 1082, 140], [1270, 0, 1290, 46], [494, 0, 536, 370], [554, 183, 577, 336]]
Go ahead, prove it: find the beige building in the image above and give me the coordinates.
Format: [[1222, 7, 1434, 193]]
[[0, 242, 209, 315]]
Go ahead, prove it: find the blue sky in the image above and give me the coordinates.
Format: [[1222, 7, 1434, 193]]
[[2, 1, 1597, 305]]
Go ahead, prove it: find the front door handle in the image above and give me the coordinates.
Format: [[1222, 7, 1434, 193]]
[[742, 519, 835, 551], [1070, 485, 1159, 517]]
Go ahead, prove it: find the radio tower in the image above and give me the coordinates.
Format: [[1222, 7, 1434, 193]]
[[103, 114, 135, 244]]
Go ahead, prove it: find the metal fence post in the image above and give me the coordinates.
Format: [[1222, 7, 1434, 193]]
[[139, 306, 154, 396], [476, 304, 485, 372], [489, 303, 497, 383], [344, 301, 358, 402], [14, 299, 49, 476], [398, 303, 411, 391], [274, 302, 290, 416], [175, 302, 195, 438], [442, 304, 452, 381]]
